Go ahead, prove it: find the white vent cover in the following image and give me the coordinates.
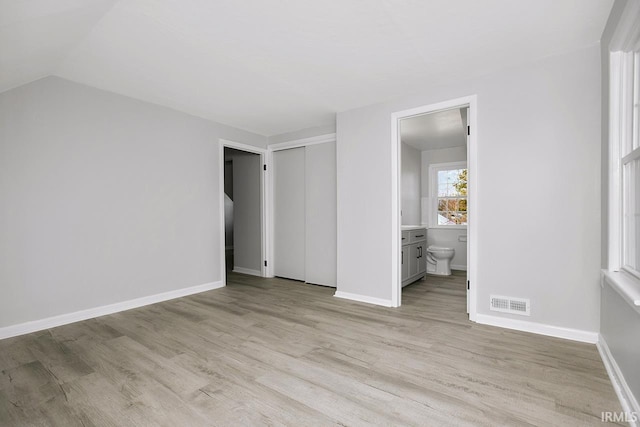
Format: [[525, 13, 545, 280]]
[[490, 295, 530, 316]]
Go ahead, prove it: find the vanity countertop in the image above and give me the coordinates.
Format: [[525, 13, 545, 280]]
[[401, 225, 426, 231]]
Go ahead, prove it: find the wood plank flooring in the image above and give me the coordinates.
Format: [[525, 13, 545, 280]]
[[0, 271, 622, 426]]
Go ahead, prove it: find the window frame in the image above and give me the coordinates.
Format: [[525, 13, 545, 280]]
[[610, 49, 640, 280], [603, 0, 640, 313], [622, 52, 640, 279], [428, 161, 468, 229]]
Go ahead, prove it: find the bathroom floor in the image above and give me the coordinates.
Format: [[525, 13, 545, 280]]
[[403, 269, 469, 324]]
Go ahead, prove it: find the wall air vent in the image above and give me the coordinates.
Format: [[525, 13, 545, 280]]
[[490, 295, 530, 316]]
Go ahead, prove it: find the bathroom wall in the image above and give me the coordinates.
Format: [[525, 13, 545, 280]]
[[421, 146, 468, 269], [427, 228, 467, 270], [401, 142, 421, 225]]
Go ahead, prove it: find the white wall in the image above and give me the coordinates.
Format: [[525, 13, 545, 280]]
[[0, 76, 266, 329], [601, 283, 640, 405], [421, 146, 468, 269], [401, 142, 421, 225], [231, 151, 262, 274], [337, 45, 602, 333]]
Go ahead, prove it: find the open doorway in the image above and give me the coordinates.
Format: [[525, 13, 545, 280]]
[[399, 107, 469, 313], [391, 96, 477, 320], [219, 140, 267, 284]]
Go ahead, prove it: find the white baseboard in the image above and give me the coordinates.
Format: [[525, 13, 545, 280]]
[[334, 291, 394, 307], [475, 313, 599, 343], [451, 264, 467, 271], [597, 335, 640, 425], [232, 267, 262, 277], [0, 281, 224, 340]]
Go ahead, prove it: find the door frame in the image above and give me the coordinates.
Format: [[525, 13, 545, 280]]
[[390, 95, 478, 321], [218, 139, 268, 285]]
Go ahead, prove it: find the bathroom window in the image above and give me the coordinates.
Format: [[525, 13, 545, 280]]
[[429, 161, 467, 228]]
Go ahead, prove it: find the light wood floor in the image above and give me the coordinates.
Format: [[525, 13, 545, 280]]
[[0, 272, 622, 426]]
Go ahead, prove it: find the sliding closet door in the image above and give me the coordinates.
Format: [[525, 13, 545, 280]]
[[273, 147, 305, 281], [305, 142, 337, 287]]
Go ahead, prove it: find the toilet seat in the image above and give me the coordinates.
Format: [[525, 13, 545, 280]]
[[427, 245, 453, 252]]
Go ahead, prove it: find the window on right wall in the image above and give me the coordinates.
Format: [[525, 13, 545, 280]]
[[610, 47, 640, 279], [429, 161, 468, 227], [620, 52, 640, 277]]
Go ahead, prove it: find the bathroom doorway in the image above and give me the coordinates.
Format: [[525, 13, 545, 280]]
[[391, 96, 478, 320]]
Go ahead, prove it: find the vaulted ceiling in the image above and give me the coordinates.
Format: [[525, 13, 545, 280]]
[[1, 0, 612, 136]]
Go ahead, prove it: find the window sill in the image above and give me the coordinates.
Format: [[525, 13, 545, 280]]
[[428, 225, 467, 230], [601, 269, 640, 313]]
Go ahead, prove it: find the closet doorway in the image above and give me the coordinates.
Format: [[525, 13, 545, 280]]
[[270, 136, 337, 287]]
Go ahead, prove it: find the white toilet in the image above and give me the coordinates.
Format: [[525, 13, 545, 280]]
[[426, 246, 455, 276]]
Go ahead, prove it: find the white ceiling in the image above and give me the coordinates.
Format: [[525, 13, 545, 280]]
[[1, 0, 613, 136], [401, 108, 466, 151]]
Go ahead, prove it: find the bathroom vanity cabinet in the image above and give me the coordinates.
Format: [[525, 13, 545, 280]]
[[401, 227, 427, 287]]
